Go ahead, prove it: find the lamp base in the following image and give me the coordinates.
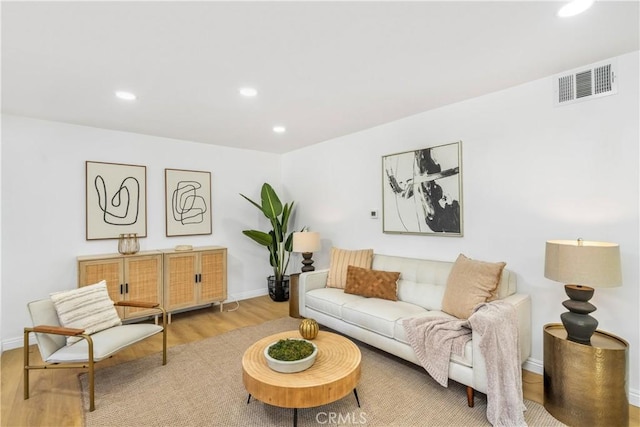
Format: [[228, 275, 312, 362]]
[[301, 252, 315, 272], [561, 284, 598, 345]]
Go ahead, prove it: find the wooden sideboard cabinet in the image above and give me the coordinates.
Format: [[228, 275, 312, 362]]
[[163, 246, 227, 321], [77, 251, 163, 320]]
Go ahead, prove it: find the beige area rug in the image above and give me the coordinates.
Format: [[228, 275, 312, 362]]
[[80, 317, 564, 426]]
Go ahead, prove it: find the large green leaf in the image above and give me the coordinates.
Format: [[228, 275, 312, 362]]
[[239, 193, 262, 211], [242, 230, 272, 247], [260, 183, 282, 220]]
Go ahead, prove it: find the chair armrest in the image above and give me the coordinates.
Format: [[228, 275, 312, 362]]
[[27, 325, 85, 336], [115, 300, 160, 309]]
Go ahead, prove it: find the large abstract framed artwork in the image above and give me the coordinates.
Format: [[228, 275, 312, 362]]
[[382, 141, 463, 236], [165, 168, 212, 237], [86, 161, 147, 240]]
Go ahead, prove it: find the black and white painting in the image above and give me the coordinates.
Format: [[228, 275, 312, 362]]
[[165, 168, 212, 236], [86, 161, 147, 240], [382, 141, 463, 236]]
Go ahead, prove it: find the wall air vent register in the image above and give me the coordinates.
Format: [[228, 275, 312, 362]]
[[555, 60, 617, 106]]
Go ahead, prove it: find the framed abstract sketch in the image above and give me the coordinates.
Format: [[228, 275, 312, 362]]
[[165, 168, 212, 237], [86, 161, 147, 240], [382, 141, 463, 236]]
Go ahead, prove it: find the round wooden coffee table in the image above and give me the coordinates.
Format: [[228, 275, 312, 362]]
[[242, 330, 361, 426]]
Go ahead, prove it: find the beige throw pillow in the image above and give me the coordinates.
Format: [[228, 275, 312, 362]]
[[50, 280, 122, 345], [326, 247, 374, 289], [441, 254, 506, 319], [344, 265, 400, 301]]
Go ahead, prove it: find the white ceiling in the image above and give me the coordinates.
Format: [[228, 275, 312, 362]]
[[2, 1, 639, 154]]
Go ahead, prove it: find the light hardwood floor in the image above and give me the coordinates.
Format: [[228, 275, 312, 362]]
[[2, 295, 638, 426]]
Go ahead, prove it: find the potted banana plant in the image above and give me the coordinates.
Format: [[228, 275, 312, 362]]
[[240, 183, 295, 301]]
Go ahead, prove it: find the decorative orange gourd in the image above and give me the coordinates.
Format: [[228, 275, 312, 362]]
[[299, 318, 319, 340]]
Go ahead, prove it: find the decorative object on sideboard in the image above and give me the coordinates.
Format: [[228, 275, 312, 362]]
[[293, 231, 321, 272], [240, 182, 295, 302], [299, 318, 319, 340], [86, 161, 147, 240], [174, 245, 193, 251], [117, 233, 140, 255], [382, 141, 463, 236], [165, 168, 212, 237], [544, 238, 622, 344]]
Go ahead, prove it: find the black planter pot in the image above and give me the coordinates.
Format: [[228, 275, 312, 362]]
[[268, 275, 290, 302]]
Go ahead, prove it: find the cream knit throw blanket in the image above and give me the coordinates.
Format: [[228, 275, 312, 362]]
[[403, 301, 526, 427]]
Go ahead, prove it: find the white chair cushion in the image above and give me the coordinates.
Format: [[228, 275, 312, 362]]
[[46, 323, 163, 363]]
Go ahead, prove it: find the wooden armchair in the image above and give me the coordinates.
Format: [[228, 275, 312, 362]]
[[24, 298, 167, 411]]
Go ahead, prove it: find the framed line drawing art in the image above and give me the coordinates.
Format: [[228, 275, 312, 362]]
[[165, 168, 212, 237], [382, 141, 463, 236], [86, 161, 147, 240]]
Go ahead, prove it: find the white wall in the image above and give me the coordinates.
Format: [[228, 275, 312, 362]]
[[1, 115, 284, 349], [2, 50, 638, 405], [282, 51, 640, 404]]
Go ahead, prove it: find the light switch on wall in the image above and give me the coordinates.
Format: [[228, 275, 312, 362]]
[[370, 210, 378, 219]]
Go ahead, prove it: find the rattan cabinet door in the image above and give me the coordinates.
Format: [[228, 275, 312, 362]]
[[123, 254, 163, 319], [199, 248, 227, 304], [164, 252, 199, 312], [78, 257, 125, 317]]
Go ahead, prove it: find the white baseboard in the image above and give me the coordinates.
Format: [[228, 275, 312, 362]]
[[523, 357, 639, 408], [2, 335, 29, 352]]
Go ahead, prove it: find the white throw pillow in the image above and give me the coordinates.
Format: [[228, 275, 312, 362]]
[[50, 280, 122, 345]]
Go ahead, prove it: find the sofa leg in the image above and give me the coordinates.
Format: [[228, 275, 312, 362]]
[[466, 386, 474, 407]]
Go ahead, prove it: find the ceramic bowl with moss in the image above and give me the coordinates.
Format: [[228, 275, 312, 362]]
[[264, 338, 318, 373]]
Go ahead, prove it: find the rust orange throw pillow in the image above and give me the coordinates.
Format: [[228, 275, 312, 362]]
[[344, 265, 400, 301]]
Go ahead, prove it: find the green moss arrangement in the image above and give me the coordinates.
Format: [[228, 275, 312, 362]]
[[267, 339, 314, 361]]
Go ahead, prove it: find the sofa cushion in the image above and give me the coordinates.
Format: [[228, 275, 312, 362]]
[[50, 280, 122, 345], [305, 287, 364, 319], [373, 254, 450, 310], [441, 254, 506, 319], [344, 265, 400, 301], [326, 247, 374, 289], [342, 298, 426, 338]]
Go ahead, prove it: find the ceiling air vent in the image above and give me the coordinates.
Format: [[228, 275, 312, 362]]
[[554, 60, 617, 106]]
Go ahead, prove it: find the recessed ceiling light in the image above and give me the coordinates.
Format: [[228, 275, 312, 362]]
[[239, 87, 258, 97], [115, 91, 137, 101], [273, 126, 286, 133], [557, 0, 594, 17]]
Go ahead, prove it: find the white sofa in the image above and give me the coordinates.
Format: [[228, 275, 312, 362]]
[[298, 253, 532, 406]]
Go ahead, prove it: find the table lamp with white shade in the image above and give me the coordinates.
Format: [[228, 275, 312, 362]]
[[292, 231, 321, 272], [544, 238, 622, 344]]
